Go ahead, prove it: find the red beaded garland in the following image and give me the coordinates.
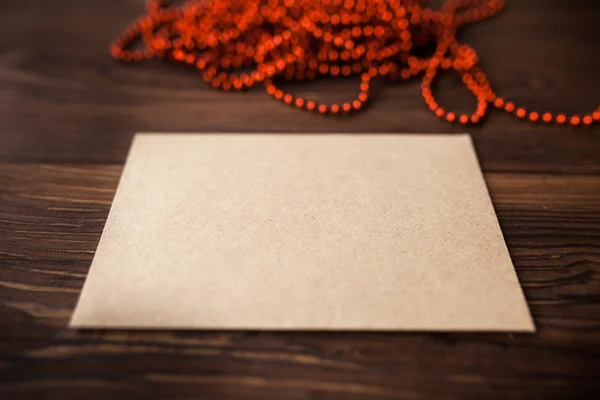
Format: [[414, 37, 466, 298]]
[[111, 0, 599, 126]]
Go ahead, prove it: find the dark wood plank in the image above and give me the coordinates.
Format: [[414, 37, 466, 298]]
[[1, 0, 600, 398], [1, 163, 599, 399], [0, 0, 599, 171]]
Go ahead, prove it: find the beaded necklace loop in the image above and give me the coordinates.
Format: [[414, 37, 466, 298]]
[[111, 0, 599, 126]]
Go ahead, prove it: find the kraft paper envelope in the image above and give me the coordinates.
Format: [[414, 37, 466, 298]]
[[70, 133, 535, 331]]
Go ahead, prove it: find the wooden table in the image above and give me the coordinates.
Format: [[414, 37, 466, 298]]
[[1, 1, 599, 398]]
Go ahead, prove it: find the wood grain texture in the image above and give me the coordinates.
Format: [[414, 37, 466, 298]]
[[0, 0, 599, 398]]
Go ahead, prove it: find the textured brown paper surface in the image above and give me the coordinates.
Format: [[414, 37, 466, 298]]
[[70, 133, 534, 331]]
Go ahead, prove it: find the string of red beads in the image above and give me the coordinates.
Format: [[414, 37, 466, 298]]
[[110, 0, 599, 126]]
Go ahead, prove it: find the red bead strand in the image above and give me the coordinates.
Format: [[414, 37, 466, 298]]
[[110, 0, 599, 125]]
